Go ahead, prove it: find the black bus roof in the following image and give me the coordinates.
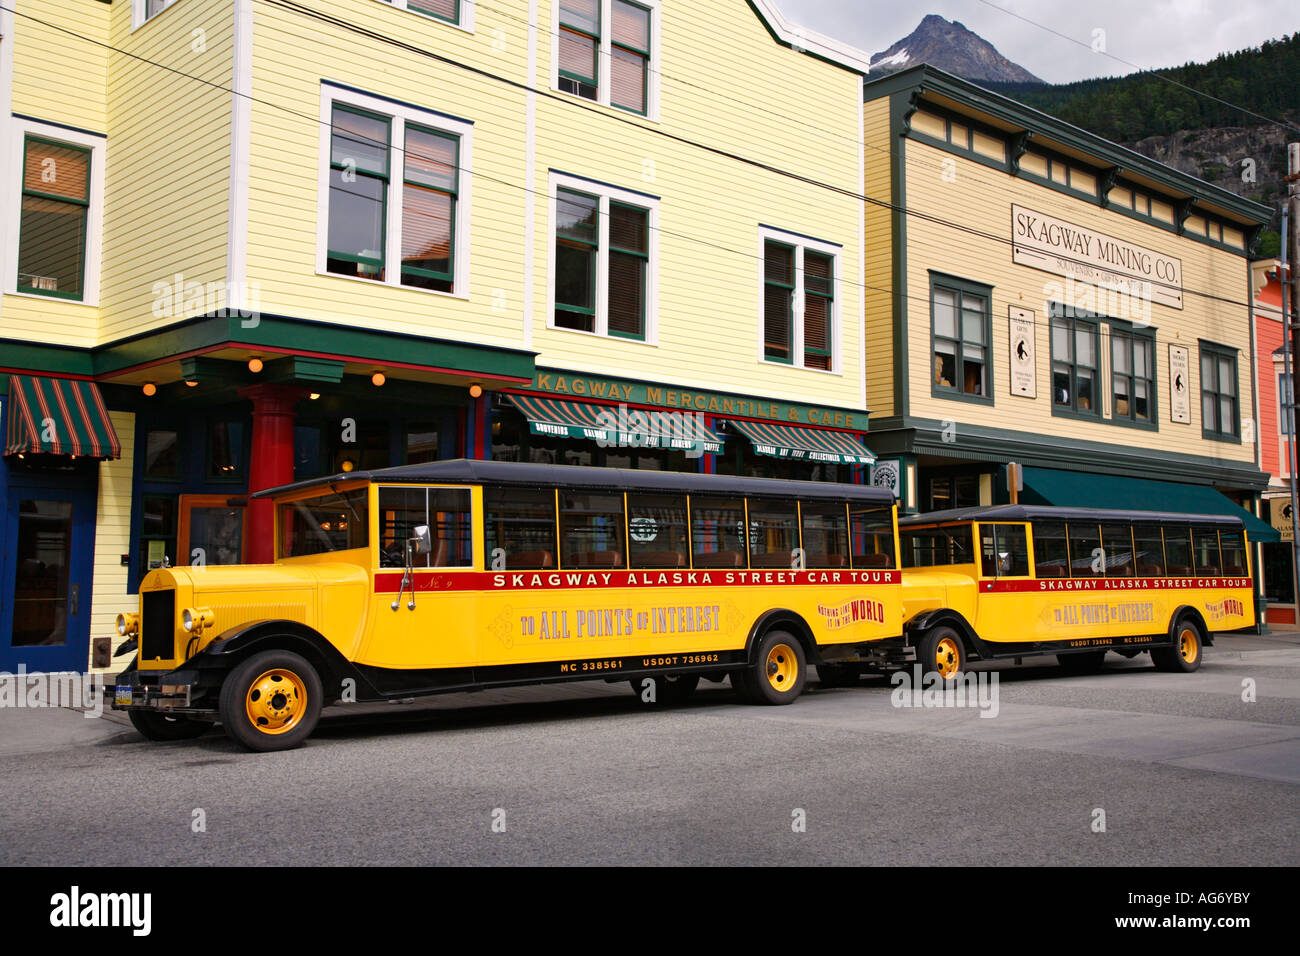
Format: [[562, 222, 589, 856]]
[[898, 504, 1247, 529], [253, 458, 896, 504]]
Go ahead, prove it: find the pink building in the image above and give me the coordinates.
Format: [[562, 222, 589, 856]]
[[1254, 259, 1295, 624]]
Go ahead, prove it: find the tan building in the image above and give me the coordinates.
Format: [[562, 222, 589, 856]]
[[860, 65, 1277, 580]]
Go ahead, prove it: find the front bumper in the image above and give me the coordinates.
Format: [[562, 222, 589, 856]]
[[111, 667, 215, 716]]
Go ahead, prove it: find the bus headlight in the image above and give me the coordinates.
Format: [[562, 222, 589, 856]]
[[116, 613, 139, 637], [181, 607, 214, 633]]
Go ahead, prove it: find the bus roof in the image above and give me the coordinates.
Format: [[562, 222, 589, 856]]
[[898, 504, 1248, 529], [254, 458, 897, 504]]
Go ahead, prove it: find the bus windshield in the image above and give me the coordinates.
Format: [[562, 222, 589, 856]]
[[278, 488, 370, 558]]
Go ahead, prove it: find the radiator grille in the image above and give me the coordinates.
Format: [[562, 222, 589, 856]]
[[141, 589, 176, 661]]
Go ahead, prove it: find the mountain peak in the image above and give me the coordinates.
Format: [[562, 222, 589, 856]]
[[870, 14, 1044, 85]]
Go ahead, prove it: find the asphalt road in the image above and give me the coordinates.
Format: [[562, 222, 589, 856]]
[[3, 633, 1298, 866]]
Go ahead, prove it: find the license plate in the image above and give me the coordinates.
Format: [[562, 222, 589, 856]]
[[114, 686, 134, 707]]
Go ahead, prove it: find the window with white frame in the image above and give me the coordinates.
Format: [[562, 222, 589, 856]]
[[317, 85, 472, 296], [549, 172, 657, 342], [760, 227, 840, 371], [555, 0, 659, 118], [379, 0, 475, 31], [7, 119, 105, 304], [134, 0, 180, 29]]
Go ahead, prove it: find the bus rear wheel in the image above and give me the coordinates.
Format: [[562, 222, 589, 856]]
[[630, 673, 700, 705], [1152, 619, 1204, 673], [742, 630, 806, 705], [128, 709, 213, 741], [219, 649, 323, 752]]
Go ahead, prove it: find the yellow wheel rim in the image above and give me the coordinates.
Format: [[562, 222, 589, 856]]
[[1179, 628, 1200, 665], [765, 643, 798, 692], [244, 668, 308, 736], [934, 638, 961, 679]]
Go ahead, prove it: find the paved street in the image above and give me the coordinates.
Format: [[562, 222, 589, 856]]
[[3, 632, 1298, 866]]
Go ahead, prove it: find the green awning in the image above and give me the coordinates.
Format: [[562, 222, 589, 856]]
[[1021, 466, 1278, 542], [4, 375, 121, 459], [729, 418, 875, 466], [506, 393, 724, 456]]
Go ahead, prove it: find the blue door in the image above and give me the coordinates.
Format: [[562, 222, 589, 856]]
[[0, 481, 97, 674]]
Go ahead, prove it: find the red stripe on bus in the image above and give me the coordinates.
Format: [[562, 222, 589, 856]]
[[979, 577, 1252, 593], [373, 568, 902, 593]]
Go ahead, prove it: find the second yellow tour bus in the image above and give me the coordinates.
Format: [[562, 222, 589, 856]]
[[897, 504, 1255, 677], [111, 460, 901, 750]]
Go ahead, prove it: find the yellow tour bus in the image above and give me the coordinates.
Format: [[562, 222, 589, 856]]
[[897, 504, 1255, 678], [110, 459, 901, 750]]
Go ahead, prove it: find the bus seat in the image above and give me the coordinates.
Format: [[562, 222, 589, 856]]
[[1198, 566, 1221, 576], [750, 552, 796, 568], [507, 550, 554, 569], [429, 538, 450, 568], [1224, 565, 1247, 577], [693, 550, 742, 568], [1108, 562, 1134, 577], [635, 551, 685, 568], [573, 551, 622, 568], [1036, 564, 1065, 578], [1166, 565, 1193, 577], [1138, 563, 1164, 576], [855, 553, 892, 568], [805, 553, 848, 568]]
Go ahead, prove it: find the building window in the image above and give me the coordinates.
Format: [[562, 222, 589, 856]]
[[931, 274, 991, 399], [134, 0, 179, 28], [928, 475, 979, 512], [555, 0, 659, 118], [318, 85, 472, 296], [1111, 327, 1156, 425], [17, 137, 90, 300], [1051, 312, 1099, 416], [1278, 372, 1293, 437], [1200, 342, 1239, 441], [762, 228, 840, 371], [383, 0, 472, 29], [550, 172, 657, 342]]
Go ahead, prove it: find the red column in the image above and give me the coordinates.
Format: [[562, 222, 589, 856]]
[[241, 384, 300, 564]]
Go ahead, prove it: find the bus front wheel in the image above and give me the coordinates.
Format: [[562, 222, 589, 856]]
[[1152, 618, 1204, 673], [219, 649, 323, 752], [917, 626, 965, 681], [742, 630, 806, 705]]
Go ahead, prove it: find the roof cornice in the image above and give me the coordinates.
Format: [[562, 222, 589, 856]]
[[748, 0, 873, 74]]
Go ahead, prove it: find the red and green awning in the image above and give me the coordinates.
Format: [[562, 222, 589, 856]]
[[507, 393, 724, 455], [5, 375, 121, 459], [729, 418, 874, 465]]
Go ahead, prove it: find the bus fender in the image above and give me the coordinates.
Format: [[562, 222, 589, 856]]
[[195, 620, 380, 702], [1168, 606, 1213, 647], [904, 609, 986, 659], [745, 610, 817, 663]]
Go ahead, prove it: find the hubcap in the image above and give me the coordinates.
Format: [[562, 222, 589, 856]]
[[934, 638, 960, 679], [1179, 628, 1199, 664], [766, 643, 797, 691], [244, 668, 307, 736]]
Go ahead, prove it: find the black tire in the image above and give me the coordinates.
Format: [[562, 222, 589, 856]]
[[219, 649, 323, 752], [916, 625, 965, 683], [817, 662, 861, 687], [1152, 617, 1204, 673], [128, 709, 213, 741], [630, 673, 700, 705], [1058, 650, 1107, 674], [745, 630, 806, 705]]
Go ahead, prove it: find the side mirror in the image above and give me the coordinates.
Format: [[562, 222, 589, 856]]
[[409, 525, 432, 556]]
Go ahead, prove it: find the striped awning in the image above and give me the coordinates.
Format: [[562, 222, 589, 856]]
[[5, 375, 121, 459], [729, 418, 875, 466], [507, 393, 724, 455]]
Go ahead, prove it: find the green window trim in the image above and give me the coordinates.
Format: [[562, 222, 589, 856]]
[[405, 0, 460, 26], [610, 0, 651, 116], [1050, 308, 1101, 420], [554, 187, 600, 333], [18, 135, 92, 302], [400, 124, 459, 290], [1109, 325, 1158, 429], [326, 105, 390, 278], [559, 1, 602, 90], [607, 200, 648, 341], [1200, 341, 1241, 443], [929, 272, 993, 405], [763, 240, 795, 365]]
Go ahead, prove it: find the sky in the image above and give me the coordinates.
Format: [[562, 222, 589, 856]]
[[777, 0, 1299, 84]]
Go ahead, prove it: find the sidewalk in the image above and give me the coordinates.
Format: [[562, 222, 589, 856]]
[[0, 695, 134, 758]]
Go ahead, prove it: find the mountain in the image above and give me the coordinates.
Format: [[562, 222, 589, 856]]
[[869, 14, 1044, 85]]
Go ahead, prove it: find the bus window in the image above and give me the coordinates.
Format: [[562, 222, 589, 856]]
[[1164, 525, 1194, 576], [279, 487, 369, 558], [1220, 529, 1247, 576], [627, 493, 689, 568], [801, 501, 849, 568], [851, 506, 896, 569], [1193, 527, 1221, 576], [1101, 524, 1135, 576], [690, 496, 746, 569], [560, 493, 627, 569], [378, 486, 472, 568], [900, 525, 973, 568], [485, 486, 557, 570], [1067, 522, 1102, 577], [748, 499, 800, 568], [1032, 521, 1068, 577], [980, 524, 1029, 577], [1132, 524, 1165, 576]]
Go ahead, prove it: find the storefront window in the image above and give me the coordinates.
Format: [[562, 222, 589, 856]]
[[206, 421, 245, 480], [406, 422, 440, 464], [144, 429, 180, 479], [928, 475, 978, 511], [1262, 542, 1294, 604]]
